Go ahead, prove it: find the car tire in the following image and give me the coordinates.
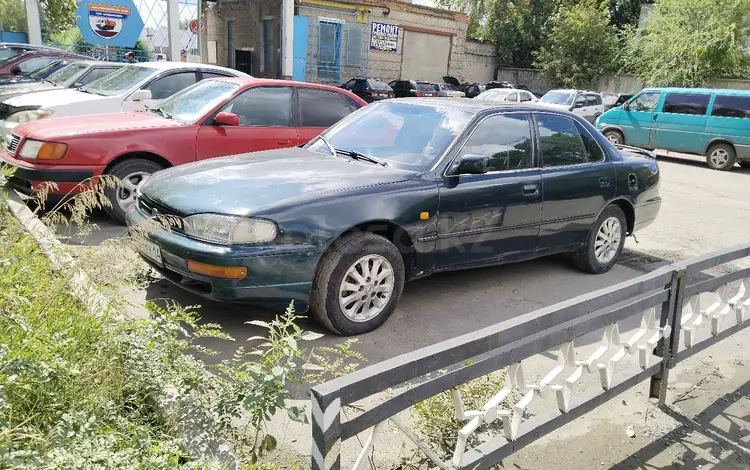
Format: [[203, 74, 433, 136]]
[[103, 158, 164, 224], [309, 232, 405, 335], [603, 129, 624, 145], [706, 143, 736, 171], [572, 205, 627, 274]]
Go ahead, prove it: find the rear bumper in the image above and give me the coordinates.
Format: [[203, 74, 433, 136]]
[[126, 202, 323, 311], [634, 198, 661, 232]]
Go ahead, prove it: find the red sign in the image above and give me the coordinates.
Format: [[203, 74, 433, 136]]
[[189, 19, 198, 34]]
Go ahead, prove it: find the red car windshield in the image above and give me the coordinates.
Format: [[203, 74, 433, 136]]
[[154, 79, 240, 123]]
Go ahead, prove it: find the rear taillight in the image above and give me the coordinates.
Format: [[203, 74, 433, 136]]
[[416, 92, 424, 97]]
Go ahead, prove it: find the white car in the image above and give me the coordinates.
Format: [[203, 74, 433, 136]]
[[475, 88, 538, 104], [435, 83, 466, 98], [539, 89, 606, 123], [0, 62, 248, 141]]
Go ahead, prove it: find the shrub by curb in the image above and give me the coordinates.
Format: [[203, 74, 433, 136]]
[[1, 182, 240, 469]]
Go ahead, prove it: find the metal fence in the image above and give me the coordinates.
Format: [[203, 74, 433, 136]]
[[311, 243, 750, 470]]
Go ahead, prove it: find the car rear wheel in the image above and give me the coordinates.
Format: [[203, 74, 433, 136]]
[[103, 158, 164, 224], [706, 143, 736, 171], [603, 129, 624, 145], [309, 232, 405, 335], [572, 205, 627, 274]]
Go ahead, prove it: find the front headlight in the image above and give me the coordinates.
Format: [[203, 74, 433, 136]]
[[183, 214, 278, 245], [18, 138, 67, 160], [7, 109, 52, 124]]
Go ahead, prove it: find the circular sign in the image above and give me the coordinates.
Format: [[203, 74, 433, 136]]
[[189, 19, 198, 34], [88, 3, 130, 39]]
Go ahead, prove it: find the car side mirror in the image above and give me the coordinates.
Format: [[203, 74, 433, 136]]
[[129, 89, 152, 101], [10, 65, 22, 75], [215, 111, 240, 127], [623, 102, 631, 111], [454, 154, 489, 175], [72, 82, 83, 88]]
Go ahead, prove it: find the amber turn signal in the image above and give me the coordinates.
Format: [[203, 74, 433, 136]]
[[36, 142, 68, 160], [187, 260, 247, 279]]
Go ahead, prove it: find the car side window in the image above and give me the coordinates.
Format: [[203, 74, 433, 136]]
[[351, 80, 366, 93], [505, 92, 518, 102], [298, 87, 353, 127], [586, 94, 599, 106], [520, 92, 533, 102], [662, 93, 711, 115], [148, 72, 198, 100], [629, 91, 661, 112], [574, 94, 586, 108], [18, 57, 57, 73], [201, 71, 232, 80], [220, 86, 291, 126], [537, 114, 589, 167], [711, 95, 750, 119], [79, 67, 116, 85], [457, 114, 534, 172], [573, 120, 605, 163]]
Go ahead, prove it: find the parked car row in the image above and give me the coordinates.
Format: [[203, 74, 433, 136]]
[[0, 53, 663, 335]]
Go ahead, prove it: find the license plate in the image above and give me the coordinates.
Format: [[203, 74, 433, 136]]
[[424, 93, 434, 97], [377, 93, 387, 97], [133, 234, 162, 265]]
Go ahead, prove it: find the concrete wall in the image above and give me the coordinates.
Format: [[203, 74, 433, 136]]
[[497, 67, 750, 95], [460, 40, 495, 84]]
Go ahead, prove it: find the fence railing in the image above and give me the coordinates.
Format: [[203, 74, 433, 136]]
[[311, 243, 750, 470]]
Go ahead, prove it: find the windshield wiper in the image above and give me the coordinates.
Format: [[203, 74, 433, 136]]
[[149, 107, 172, 119], [317, 135, 336, 156], [336, 148, 389, 167], [77, 88, 98, 95]]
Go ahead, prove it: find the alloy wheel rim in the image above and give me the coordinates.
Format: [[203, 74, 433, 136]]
[[594, 216, 622, 265], [338, 254, 395, 322], [606, 133, 620, 144], [710, 149, 729, 167], [117, 171, 151, 212]]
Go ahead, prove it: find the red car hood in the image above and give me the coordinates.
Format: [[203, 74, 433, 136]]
[[14, 111, 186, 141]]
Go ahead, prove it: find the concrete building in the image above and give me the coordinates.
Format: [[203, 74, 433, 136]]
[[201, 0, 495, 84]]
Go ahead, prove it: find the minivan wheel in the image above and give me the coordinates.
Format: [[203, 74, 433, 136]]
[[103, 159, 164, 224], [572, 205, 627, 274], [310, 232, 405, 335], [603, 130, 624, 145], [706, 143, 736, 171]]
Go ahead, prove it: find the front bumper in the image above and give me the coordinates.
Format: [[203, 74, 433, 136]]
[[0, 151, 96, 197], [126, 202, 323, 311]]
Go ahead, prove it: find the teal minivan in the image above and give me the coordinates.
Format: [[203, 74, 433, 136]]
[[595, 87, 750, 170]]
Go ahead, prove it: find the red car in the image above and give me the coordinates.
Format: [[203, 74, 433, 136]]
[[0, 77, 366, 223], [0, 50, 90, 78]]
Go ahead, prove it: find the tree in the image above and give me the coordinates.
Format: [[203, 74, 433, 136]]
[[486, 0, 560, 68], [435, 0, 490, 39], [626, 0, 750, 87], [605, 0, 649, 29], [534, 1, 622, 88], [0, 0, 27, 32], [39, 0, 77, 36]]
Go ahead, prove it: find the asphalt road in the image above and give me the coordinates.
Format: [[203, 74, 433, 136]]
[[60, 153, 750, 368]]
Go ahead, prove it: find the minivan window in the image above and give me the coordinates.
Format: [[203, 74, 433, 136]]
[[628, 91, 660, 111], [711, 95, 750, 119], [662, 93, 710, 116]]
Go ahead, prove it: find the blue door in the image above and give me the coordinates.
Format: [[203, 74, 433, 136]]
[[620, 90, 662, 147], [649, 92, 712, 153], [318, 21, 341, 83], [292, 16, 308, 82]]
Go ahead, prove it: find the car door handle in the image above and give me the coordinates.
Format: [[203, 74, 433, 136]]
[[652, 114, 658, 121], [598, 177, 611, 188], [522, 184, 539, 196], [277, 140, 292, 145]]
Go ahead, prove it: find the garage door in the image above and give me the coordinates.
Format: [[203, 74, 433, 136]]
[[400, 30, 450, 82]]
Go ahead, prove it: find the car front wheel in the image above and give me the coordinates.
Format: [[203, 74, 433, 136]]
[[310, 232, 405, 335], [572, 205, 627, 274], [103, 158, 164, 224], [603, 129, 624, 145]]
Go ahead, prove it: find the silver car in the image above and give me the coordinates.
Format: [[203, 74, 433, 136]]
[[475, 88, 538, 104], [434, 82, 466, 98], [539, 89, 606, 123]]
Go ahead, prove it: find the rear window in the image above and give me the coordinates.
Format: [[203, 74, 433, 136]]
[[367, 80, 391, 91], [711, 95, 750, 119], [417, 82, 437, 92], [663, 93, 710, 116]]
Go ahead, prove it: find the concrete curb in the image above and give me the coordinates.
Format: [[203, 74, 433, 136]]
[[1, 182, 239, 469]]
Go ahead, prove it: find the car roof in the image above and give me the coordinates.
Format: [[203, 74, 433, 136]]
[[642, 87, 750, 95], [130, 61, 246, 73], [214, 76, 360, 92], [394, 98, 562, 114]]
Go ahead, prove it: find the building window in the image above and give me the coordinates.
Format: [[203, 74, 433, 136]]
[[262, 19, 275, 74], [318, 20, 341, 82], [346, 27, 363, 66]]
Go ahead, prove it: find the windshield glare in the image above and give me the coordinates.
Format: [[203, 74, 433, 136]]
[[156, 80, 239, 122], [541, 91, 574, 105], [440, 83, 458, 91], [475, 90, 511, 102], [81, 65, 156, 96], [0, 50, 25, 66], [305, 101, 472, 169], [27, 61, 61, 79], [368, 80, 391, 91], [47, 63, 87, 85]]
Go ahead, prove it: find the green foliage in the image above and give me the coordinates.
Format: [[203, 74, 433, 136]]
[[534, 0, 624, 88], [626, 0, 750, 87], [605, 0, 648, 29], [413, 372, 507, 456], [486, 0, 561, 68], [436, 0, 491, 39], [40, 0, 77, 36], [0, 0, 27, 33]]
